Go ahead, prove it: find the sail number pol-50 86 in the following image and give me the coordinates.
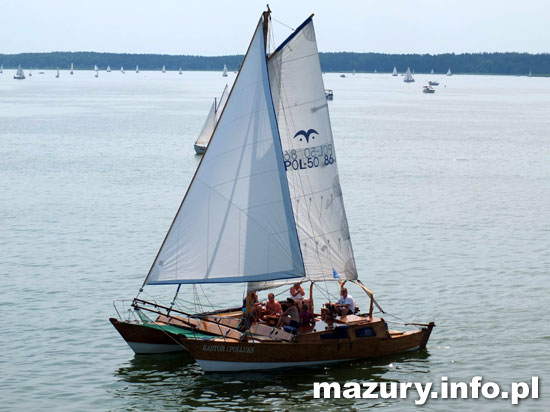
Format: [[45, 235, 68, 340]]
[[283, 144, 335, 172]]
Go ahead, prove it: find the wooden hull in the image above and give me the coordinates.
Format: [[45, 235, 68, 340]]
[[110, 318, 186, 354], [179, 323, 434, 372]]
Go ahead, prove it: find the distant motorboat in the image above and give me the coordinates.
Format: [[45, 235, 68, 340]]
[[324, 89, 334, 100], [55, 67, 59, 78], [428, 81, 439, 86], [423, 85, 435, 94], [222, 64, 228, 77], [14, 65, 25, 80], [70, 62, 74, 75], [392, 66, 398, 76], [136, 65, 139, 73], [447, 68, 452, 76], [340, 74, 346, 78], [162, 65, 166, 73], [403, 67, 415, 83], [107, 65, 111, 72]]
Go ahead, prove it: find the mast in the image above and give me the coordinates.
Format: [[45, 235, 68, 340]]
[[262, 5, 271, 50]]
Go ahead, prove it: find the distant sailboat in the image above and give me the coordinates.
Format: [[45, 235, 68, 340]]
[[121, 66, 125, 74], [412, 68, 415, 74], [162, 65, 166, 73], [353, 68, 356, 75], [528, 70, 532, 77], [94, 65, 99, 78], [392, 66, 398, 76], [136, 65, 139, 73], [447, 68, 452, 76], [374, 69, 377, 73], [0, 64, 3, 74], [55, 67, 59, 78], [194, 84, 229, 154], [14, 65, 25, 80], [107, 65, 111, 72], [222, 64, 228, 77], [70, 62, 74, 75], [179, 67, 182, 75], [29, 67, 32, 77], [430, 68, 434, 74], [403, 67, 415, 83]]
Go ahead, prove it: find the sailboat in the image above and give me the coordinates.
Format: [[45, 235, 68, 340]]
[[353, 68, 356, 75], [14, 65, 25, 80], [528, 70, 532, 77], [28, 67, 32, 77], [70, 62, 74, 75], [179, 67, 182, 74], [193, 84, 229, 154], [430, 68, 434, 74], [162, 65, 166, 73], [121, 66, 125, 74], [447, 68, 452, 76], [392, 66, 398, 76], [0, 64, 3, 74], [403, 67, 415, 83], [107, 65, 111, 72], [222, 64, 228, 77], [55, 67, 60, 78], [94, 65, 99, 78], [136, 65, 139, 73], [111, 9, 434, 371]]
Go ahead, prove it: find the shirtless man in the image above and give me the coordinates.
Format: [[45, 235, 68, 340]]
[[265, 293, 282, 316]]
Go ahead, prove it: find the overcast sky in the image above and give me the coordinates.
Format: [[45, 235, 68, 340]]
[[1, 0, 548, 55]]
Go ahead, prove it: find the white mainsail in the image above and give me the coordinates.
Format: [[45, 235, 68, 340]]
[[107, 65, 111, 72], [162, 65, 166, 73], [447, 68, 452, 76], [403, 67, 414, 82], [70, 62, 74, 74], [144, 18, 304, 285], [121, 66, 125, 73], [430, 68, 434, 74], [392, 66, 397, 76], [136, 65, 139, 73], [222, 64, 228, 77], [250, 17, 357, 291]]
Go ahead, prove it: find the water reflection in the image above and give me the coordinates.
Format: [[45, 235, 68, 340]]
[[112, 350, 432, 411]]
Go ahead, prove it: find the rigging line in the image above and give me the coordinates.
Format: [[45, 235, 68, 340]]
[[272, 17, 295, 32]]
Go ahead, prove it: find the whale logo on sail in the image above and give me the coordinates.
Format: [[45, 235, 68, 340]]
[[293, 129, 319, 144]]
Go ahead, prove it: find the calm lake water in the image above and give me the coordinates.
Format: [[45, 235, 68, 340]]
[[1, 69, 549, 411]]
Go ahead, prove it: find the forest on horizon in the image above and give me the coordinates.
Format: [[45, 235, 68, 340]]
[[1, 51, 549, 75]]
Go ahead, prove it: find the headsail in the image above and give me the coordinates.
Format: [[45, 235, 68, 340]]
[[145, 17, 304, 285], [250, 16, 357, 291]]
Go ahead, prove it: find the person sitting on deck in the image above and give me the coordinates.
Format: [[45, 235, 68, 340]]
[[299, 304, 315, 327], [264, 293, 282, 316], [276, 298, 300, 329], [243, 291, 262, 321], [334, 287, 355, 316], [290, 282, 307, 309]]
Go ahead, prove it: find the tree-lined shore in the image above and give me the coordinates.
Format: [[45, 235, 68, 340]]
[[1, 51, 549, 75]]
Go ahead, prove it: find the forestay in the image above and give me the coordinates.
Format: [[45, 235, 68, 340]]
[[145, 18, 304, 285], [250, 17, 357, 291]]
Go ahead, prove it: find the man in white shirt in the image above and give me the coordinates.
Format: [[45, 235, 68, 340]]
[[335, 288, 355, 316]]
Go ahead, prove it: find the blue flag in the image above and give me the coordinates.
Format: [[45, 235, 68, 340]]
[[332, 269, 340, 279]]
